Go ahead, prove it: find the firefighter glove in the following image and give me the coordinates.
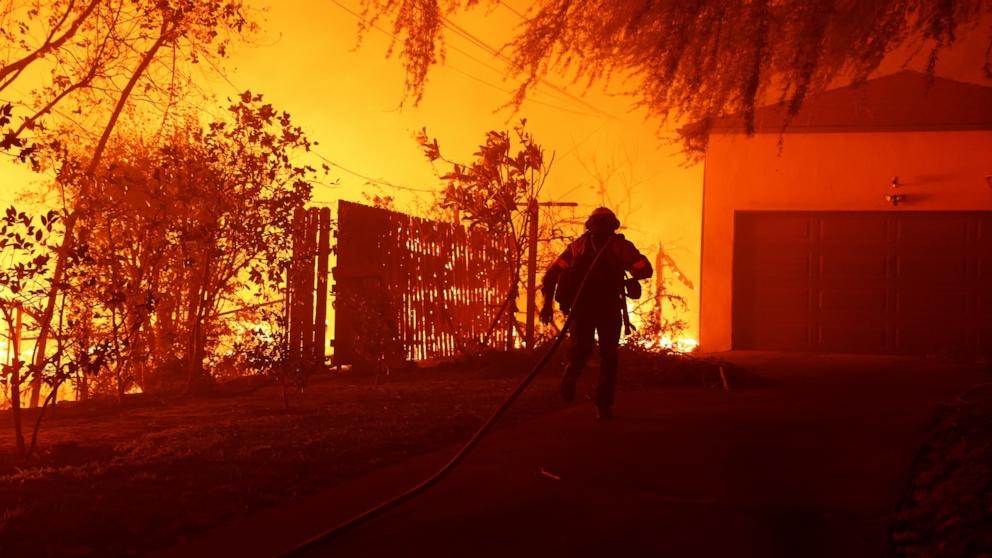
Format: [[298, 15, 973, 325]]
[[539, 304, 554, 325]]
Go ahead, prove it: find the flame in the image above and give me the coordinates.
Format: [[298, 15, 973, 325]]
[[658, 335, 699, 353], [630, 332, 699, 354], [513, 332, 524, 350], [0, 338, 34, 365]]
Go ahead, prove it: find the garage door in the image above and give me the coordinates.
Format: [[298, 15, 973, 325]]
[[732, 211, 992, 356]]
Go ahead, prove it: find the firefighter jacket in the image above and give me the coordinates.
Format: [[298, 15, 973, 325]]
[[541, 232, 653, 313]]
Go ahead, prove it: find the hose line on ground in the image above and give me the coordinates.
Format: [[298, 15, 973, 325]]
[[278, 236, 617, 557]]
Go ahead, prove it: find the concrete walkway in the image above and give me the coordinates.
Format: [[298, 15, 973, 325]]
[[160, 352, 987, 558]]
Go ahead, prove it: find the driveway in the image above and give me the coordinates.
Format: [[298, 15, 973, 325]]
[[161, 352, 987, 558]]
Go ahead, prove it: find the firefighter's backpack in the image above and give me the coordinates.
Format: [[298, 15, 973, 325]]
[[554, 234, 621, 313]]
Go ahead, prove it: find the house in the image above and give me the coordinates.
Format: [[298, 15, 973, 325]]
[[695, 71, 992, 356]]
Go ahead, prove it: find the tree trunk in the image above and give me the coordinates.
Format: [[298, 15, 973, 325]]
[[29, 376, 66, 456], [29, 20, 176, 407], [9, 361, 25, 456], [185, 251, 211, 391], [9, 305, 26, 455]]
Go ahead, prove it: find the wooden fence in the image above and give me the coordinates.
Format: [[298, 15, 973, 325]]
[[333, 200, 515, 366], [287, 206, 332, 362]]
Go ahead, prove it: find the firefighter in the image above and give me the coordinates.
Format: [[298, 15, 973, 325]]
[[539, 207, 653, 419]]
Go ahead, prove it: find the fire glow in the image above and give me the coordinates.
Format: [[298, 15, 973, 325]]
[[631, 333, 700, 354]]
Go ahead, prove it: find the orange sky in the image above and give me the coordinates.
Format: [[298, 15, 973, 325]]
[[3, 1, 991, 340], [199, 0, 705, 335]]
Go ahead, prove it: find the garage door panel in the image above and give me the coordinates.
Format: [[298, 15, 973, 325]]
[[896, 215, 969, 244], [896, 291, 970, 316], [733, 211, 992, 356], [980, 328, 992, 349], [977, 293, 992, 321], [819, 215, 888, 244], [819, 253, 888, 283], [736, 213, 813, 243], [735, 251, 812, 280], [977, 237, 992, 257], [895, 255, 970, 285], [979, 257, 992, 280], [735, 287, 811, 313], [978, 221, 992, 254], [818, 289, 888, 313]]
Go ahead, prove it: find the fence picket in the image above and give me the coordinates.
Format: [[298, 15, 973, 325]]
[[333, 201, 514, 365]]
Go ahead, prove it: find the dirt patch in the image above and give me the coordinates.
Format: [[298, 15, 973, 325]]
[[887, 383, 992, 558], [0, 349, 747, 557]]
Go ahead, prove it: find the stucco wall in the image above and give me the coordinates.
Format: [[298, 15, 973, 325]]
[[700, 130, 992, 352]]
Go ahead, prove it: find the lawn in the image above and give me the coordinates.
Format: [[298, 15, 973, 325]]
[[0, 348, 738, 557]]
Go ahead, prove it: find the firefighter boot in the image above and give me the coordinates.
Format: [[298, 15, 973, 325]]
[[560, 366, 579, 403]]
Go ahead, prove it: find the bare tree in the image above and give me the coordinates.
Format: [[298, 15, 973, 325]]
[[0, 0, 257, 406]]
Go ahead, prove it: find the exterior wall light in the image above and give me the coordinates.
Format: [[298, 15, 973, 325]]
[[884, 193, 906, 206], [885, 176, 904, 205]]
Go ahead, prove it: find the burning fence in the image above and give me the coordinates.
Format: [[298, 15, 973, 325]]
[[333, 201, 515, 366]]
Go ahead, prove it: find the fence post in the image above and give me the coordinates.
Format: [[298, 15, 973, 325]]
[[525, 199, 538, 349], [314, 207, 331, 363], [301, 208, 318, 359]]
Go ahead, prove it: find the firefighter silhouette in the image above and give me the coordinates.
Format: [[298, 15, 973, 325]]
[[540, 207, 653, 419]]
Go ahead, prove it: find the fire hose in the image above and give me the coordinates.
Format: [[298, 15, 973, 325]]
[[278, 236, 616, 557]]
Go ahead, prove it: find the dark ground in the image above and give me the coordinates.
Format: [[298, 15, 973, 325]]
[[887, 381, 992, 558], [161, 352, 989, 558], [0, 348, 732, 557]]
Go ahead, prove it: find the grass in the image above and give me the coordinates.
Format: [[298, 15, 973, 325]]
[[0, 348, 747, 557]]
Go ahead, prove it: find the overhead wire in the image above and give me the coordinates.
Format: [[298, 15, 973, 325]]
[[320, 0, 623, 193], [327, 0, 603, 119], [443, 63, 596, 118], [182, 33, 439, 199], [442, 5, 687, 141], [496, 0, 526, 19], [438, 16, 619, 120], [311, 150, 438, 194], [178, 0, 634, 198]]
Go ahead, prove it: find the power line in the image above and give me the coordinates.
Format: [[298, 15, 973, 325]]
[[427, 4, 614, 117], [439, 16, 619, 120], [497, 1, 526, 19], [218, 71, 462, 186], [311, 150, 437, 194], [179, 34, 438, 198], [442, 35, 601, 116], [443, 64, 595, 118], [327, 0, 601, 119], [441, 34, 599, 116]]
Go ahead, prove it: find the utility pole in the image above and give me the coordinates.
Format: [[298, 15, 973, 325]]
[[525, 199, 578, 349]]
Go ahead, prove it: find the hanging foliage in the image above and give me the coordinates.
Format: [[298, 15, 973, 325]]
[[358, 0, 992, 151]]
